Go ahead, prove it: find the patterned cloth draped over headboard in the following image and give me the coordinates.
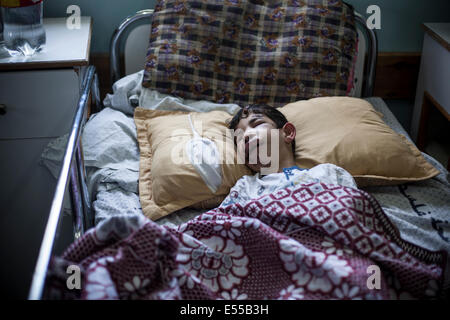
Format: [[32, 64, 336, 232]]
[[142, 0, 358, 108]]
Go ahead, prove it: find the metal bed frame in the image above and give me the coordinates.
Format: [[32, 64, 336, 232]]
[[28, 7, 378, 300], [28, 66, 101, 300]]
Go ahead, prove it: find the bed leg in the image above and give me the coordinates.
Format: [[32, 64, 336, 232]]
[[91, 72, 102, 113], [69, 156, 85, 240], [76, 143, 94, 229]]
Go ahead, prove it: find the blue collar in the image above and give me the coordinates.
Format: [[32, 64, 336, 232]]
[[283, 166, 307, 180]]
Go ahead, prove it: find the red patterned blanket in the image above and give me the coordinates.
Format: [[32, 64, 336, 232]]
[[45, 182, 447, 300]]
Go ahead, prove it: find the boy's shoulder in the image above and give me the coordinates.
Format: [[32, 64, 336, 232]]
[[236, 172, 259, 184]]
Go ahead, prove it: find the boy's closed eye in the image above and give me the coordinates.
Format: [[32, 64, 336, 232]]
[[248, 116, 266, 127], [248, 118, 262, 127]]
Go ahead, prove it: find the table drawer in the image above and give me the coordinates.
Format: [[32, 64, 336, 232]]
[[0, 69, 79, 139]]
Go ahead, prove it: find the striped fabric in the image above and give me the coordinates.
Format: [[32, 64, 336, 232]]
[[143, 0, 358, 108]]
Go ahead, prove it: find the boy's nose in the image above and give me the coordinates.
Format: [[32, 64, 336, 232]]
[[243, 128, 258, 142]]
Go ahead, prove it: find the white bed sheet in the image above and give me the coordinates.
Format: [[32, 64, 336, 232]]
[[364, 98, 450, 254], [40, 72, 450, 257]]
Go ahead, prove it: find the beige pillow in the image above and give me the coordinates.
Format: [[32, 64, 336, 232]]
[[134, 108, 251, 220], [280, 97, 440, 186]]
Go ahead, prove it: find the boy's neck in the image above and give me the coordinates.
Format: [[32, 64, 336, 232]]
[[259, 157, 297, 175], [277, 157, 297, 173]]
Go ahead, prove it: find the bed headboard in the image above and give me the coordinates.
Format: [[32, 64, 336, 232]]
[[110, 8, 377, 98]]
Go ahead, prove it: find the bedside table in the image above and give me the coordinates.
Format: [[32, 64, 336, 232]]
[[0, 17, 92, 299], [411, 23, 450, 170]]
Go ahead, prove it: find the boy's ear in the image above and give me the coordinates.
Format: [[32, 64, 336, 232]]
[[282, 122, 296, 144]]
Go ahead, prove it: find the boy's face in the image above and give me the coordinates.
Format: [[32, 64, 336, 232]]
[[234, 112, 281, 173]]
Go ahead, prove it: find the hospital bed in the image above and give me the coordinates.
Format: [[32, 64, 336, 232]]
[[28, 4, 450, 300]]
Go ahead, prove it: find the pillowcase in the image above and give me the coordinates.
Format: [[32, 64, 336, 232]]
[[142, 0, 358, 108], [280, 97, 440, 186], [134, 108, 251, 220]]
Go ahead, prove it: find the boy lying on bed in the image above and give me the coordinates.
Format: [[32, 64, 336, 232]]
[[221, 104, 357, 207]]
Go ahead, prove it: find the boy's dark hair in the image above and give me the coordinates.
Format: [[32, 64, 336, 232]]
[[227, 104, 296, 154]]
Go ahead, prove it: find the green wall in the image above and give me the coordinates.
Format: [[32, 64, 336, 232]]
[[43, 0, 450, 53]]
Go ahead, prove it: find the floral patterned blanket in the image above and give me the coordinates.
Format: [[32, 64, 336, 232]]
[[44, 182, 448, 300]]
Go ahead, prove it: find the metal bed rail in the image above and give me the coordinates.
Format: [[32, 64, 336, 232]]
[[110, 9, 154, 84], [28, 65, 99, 300], [109, 8, 377, 98], [354, 12, 378, 98]]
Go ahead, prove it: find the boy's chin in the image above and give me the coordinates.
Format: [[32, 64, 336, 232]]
[[246, 162, 277, 174], [246, 163, 261, 173]]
